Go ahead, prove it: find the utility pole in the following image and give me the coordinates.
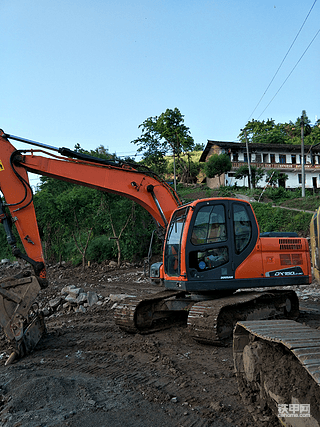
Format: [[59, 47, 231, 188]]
[[173, 146, 177, 192], [301, 115, 305, 197], [243, 129, 253, 190], [173, 132, 179, 192]]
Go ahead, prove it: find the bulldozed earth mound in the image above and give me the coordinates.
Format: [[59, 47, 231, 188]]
[[0, 261, 319, 427]]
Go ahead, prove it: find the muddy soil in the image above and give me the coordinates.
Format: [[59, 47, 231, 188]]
[[0, 263, 319, 427]]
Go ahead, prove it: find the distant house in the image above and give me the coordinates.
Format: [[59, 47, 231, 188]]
[[200, 140, 320, 189]]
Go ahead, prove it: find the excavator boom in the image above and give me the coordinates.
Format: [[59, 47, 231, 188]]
[[0, 130, 181, 229], [0, 130, 181, 362]]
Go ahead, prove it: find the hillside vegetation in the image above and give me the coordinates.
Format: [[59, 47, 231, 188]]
[[178, 184, 316, 237]]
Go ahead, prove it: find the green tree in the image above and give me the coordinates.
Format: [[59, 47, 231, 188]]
[[266, 169, 288, 187], [101, 194, 134, 267], [238, 119, 287, 145], [194, 143, 205, 151], [167, 154, 201, 184], [132, 108, 195, 183], [204, 153, 232, 185], [34, 178, 74, 263], [74, 143, 116, 160], [238, 111, 319, 146], [234, 165, 265, 188], [51, 185, 101, 267]]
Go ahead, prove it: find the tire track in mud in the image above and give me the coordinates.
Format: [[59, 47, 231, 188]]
[[27, 308, 249, 426], [0, 266, 256, 426]]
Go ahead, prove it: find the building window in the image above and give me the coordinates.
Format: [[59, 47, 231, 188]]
[[291, 155, 296, 164], [279, 154, 286, 164], [299, 155, 306, 164], [233, 153, 238, 162], [255, 154, 261, 163], [298, 174, 302, 184], [263, 153, 268, 163], [270, 154, 275, 163]]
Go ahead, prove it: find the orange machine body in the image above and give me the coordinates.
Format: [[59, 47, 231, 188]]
[[160, 198, 311, 292]]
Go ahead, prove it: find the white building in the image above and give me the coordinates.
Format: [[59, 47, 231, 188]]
[[201, 140, 320, 189]]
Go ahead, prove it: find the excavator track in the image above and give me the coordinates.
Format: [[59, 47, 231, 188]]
[[115, 289, 300, 347], [187, 290, 299, 345], [114, 290, 187, 333], [233, 319, 320, 426]]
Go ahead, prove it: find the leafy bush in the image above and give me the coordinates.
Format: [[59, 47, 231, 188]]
[[87, 235, 115, 263], [251, 202, 312, 236], [217, 186, 237, 197], [204, 153, 232, 183]]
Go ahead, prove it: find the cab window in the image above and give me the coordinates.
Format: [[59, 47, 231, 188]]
[[189, 204, 229, 272], [233, 204, 252, 254], [191, 204, 227, 245], [189, 246, 229, 272]]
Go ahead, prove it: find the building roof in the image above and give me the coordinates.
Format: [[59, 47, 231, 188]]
[[200, 140, 320, 162]]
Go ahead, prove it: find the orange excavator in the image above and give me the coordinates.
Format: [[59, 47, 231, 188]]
[[0, 129, 318, 422]]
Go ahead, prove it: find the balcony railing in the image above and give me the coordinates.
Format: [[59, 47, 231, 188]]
[[232, 161, 320, 170]]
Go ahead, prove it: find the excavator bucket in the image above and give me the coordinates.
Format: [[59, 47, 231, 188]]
[[0, 274, 46, 364]]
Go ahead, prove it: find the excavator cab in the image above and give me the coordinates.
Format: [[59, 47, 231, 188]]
[[163, 198, 259, 292], [162, 198, 311, 292]]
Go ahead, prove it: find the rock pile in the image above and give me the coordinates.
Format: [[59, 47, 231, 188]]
[[0, 259, 20, 270], [44, 285, 105, 317]]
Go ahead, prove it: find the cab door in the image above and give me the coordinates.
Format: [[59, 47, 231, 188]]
[[185, 199, 259, 287]]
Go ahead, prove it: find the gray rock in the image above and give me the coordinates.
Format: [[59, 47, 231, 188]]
[[49, 297, 62, 309], [77, 292, 87, 304], [61, 285, 76, 295], [68, 287, 84, 298], [65, 295, 78, 304], [109, 294, 136, 302], [87, 291, 98, 306]]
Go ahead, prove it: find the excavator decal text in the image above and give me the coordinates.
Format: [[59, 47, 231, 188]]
[[265, 266, 304, 277]]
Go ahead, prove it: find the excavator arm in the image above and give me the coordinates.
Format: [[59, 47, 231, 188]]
[[0, 129, 181, 362]]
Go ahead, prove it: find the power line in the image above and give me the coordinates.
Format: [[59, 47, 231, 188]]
[[247, 0, 318, 121], [257, 27, 320, 119]]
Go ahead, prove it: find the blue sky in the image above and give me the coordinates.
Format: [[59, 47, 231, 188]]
[[2, 0, 319, 169]]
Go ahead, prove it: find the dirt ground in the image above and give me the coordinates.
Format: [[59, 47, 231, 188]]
[[0, 262, 320, 427]]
